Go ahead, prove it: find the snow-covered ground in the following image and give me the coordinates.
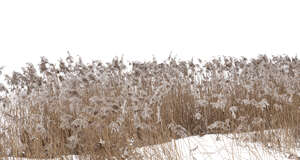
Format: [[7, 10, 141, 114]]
[[3, 131, 300, 160], [138, 133, 300, 160]]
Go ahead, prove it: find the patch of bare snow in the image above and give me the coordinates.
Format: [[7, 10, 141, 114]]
[[137, 132, 300, 160]]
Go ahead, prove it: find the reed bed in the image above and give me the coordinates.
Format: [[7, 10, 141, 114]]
[[0, 54, 299, 159]]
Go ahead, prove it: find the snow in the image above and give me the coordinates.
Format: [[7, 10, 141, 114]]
[[4, 131, 300, 160], [137, 133, 299, 160]]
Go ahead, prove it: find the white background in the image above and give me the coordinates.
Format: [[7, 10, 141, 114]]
[[0, 0, 300, 74]]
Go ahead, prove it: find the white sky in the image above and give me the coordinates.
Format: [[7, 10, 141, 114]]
[[0, 0, 300, 74]]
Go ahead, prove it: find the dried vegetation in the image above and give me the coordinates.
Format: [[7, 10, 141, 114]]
[[0, 54, 299, 159]]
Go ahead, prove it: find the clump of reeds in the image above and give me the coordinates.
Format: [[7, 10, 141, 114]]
[[0, 54, 299, 159]]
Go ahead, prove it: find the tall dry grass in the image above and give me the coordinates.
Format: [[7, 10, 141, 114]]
[[0, 54, 299, 159]]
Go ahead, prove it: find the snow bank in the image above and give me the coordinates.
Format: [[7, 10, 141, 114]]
[[137, 133, 300, 160]]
